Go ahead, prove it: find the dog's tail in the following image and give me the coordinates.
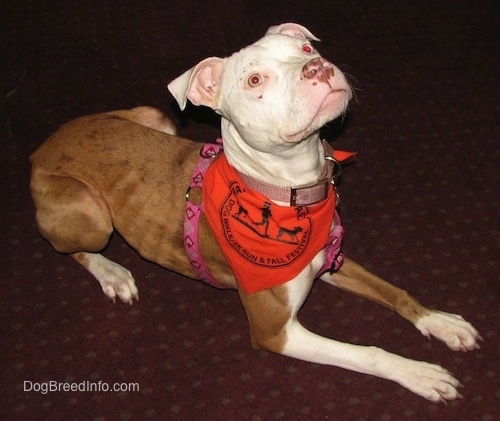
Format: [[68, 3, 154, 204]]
[[106, 106, 177, 135]]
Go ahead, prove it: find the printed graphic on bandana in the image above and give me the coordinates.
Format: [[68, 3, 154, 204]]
[[220, 181, 312, 268]]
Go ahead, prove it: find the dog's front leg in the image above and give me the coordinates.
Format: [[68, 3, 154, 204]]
[[239, 276, 463, 402], [321, 258, 482, 351], [284, 321, 463, 403]]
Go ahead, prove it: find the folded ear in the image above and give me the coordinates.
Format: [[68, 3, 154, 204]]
[[167, 57, 225, 110], [265, 23, 320, 42]]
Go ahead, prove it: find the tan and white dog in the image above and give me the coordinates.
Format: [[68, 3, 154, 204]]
[[30, 23, 481, 402]]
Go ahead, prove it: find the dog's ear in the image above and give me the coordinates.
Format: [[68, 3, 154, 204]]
[[266, 23, 320, 42], [168, 57, 224, 111]]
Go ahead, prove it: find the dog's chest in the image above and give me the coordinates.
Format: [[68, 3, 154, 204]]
[[202, 153, 336, 293]]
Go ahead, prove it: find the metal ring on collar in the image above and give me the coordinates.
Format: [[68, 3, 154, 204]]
[[325, 156, 342, 180]]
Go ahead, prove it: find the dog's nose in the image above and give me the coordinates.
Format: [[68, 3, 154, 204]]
[[302, 58, 334, 80]]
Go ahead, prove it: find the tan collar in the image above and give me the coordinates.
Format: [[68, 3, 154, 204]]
[[235, 140, 341, 207]]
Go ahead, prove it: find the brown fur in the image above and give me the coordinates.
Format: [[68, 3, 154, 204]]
[[30, 109, 480, 372], [29, 112, 433, 351]]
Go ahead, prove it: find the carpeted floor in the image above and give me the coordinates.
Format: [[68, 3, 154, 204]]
[[1, 0, 498, 419]]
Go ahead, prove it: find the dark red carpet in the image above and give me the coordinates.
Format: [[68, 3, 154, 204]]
[[1, 1, 498, 419]]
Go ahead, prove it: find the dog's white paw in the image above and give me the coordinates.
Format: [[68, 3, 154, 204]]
[[415, 310, 482, 351], [76, 253, 139, 304], [97, 262, 139, 305], [382, 353, 463, 403]]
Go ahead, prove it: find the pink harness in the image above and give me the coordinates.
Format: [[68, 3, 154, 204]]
[[183, 139, 344, 290], [184, 141, 226, 288]]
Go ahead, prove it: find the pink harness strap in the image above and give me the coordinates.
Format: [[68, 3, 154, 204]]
[[318, 211, 344, 275], [184, 139, 345, 289], [184, 141, 228, 289]]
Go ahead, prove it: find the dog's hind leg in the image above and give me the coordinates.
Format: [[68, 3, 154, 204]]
[[30, 172, 139, 303], [72, 252, 138, 304]]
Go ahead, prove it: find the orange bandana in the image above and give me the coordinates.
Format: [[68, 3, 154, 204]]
[[203, 154, 335, 294]]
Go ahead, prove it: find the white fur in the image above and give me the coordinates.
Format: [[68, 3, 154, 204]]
[[32, 23, 481, 403], [169, 23, 481, 402]]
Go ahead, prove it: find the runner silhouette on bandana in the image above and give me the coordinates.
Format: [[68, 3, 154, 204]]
[[254, 202, 272, 237]]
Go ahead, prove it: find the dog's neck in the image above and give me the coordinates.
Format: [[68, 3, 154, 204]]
[[221, 119, 325, 188]]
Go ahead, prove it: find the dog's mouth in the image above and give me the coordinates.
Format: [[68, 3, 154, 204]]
[[284, 88, 351, 142]]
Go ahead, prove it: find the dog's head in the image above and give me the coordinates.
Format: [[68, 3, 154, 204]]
[[168, 23, 351, 152]]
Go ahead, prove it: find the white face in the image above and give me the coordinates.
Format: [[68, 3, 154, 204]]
[[218, 33, 352, 152]]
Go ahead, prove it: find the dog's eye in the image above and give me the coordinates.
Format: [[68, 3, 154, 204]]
[[248, 74, 263, 87], [302, 44, 314, 54]]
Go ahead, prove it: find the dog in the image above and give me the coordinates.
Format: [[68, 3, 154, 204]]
[[30, 23, 481, 402], [277, 226, 303, 243]]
